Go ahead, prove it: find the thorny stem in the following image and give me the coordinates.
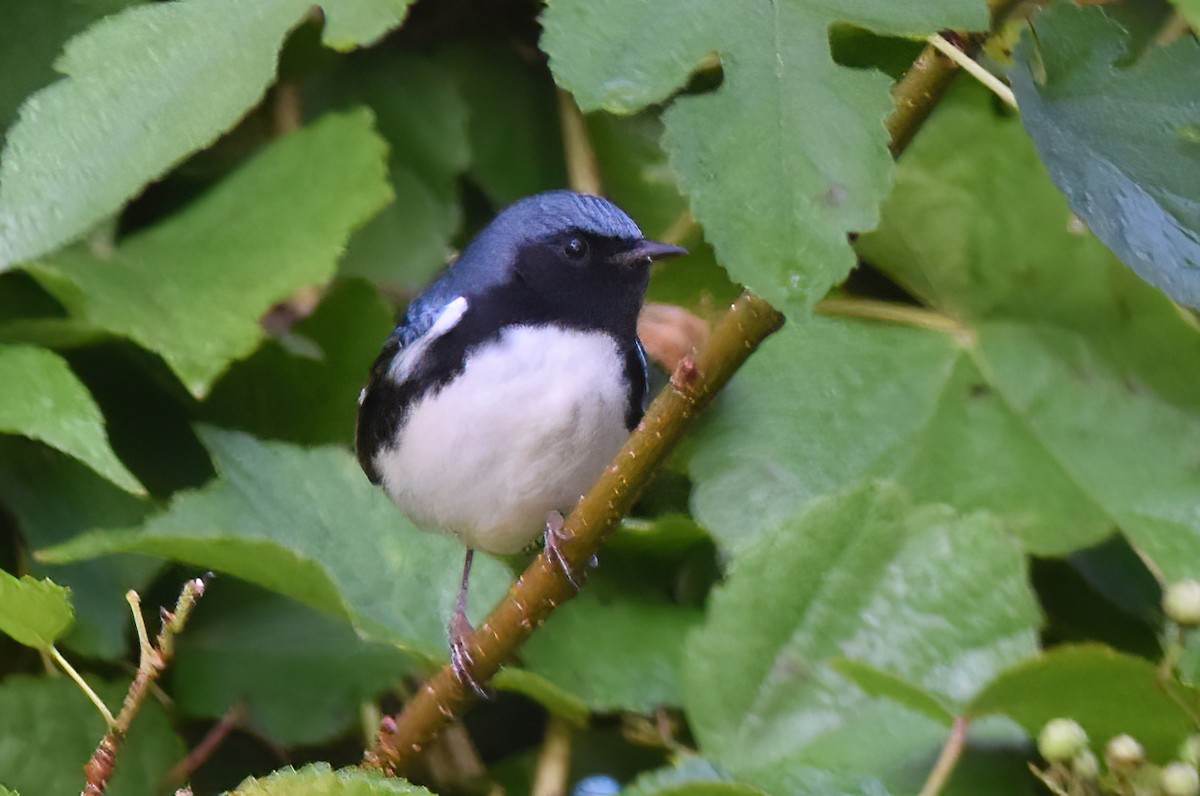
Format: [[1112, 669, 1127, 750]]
[[165, 703, 245, 789], [918, 717, 971, 796], [83, 576, 208, 796]]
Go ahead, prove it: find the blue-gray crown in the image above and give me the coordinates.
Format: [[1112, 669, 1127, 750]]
[[486, 191, 644, 242]]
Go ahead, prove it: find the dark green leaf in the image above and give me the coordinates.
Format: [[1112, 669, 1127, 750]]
[[28, 110, 391, 397], [1010, 5, 1200, 308], [0, 438, 157, 659], [38, 427, 511, 663], [306, 49, 468, 289], [970, 645, 1197, 761], [173, 580, 410, 746], [543, 0, 987, 311], [684, 483, 1039, 790], [0, 343, 142, 493], [200, 279, 394, 446], [0, 675, 182, 796], [441, 40, 566, 207]]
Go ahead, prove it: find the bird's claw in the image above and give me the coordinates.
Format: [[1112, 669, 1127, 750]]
[[449, 612, 488, 699], [544, 510, 582, 590]]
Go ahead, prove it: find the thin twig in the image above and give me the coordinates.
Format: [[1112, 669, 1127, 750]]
[[918, 716, 971, 796], [83, 576, 208, 796], [557, 90, 603, 196], [816, 297, 975, 346], [126, 591, 151, 658], [164, 703, 245, 789], [49, 647, 116, 727], [531, 717, 573, 796], [927, 34, 1016, 107]]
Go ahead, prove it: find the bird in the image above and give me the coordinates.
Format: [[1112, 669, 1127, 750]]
[[355, 190, 686, 690]]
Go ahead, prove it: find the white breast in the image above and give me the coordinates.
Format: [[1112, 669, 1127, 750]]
[[373, 325, 632, 554]]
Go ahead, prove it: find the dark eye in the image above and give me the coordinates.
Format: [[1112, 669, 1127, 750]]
[[563, 236, 588, 260]]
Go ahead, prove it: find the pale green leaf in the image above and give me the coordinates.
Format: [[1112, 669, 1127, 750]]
[[28, 110, 391, 397], [1010, 5, 1200, 308], [38, 427, 511, 662], [684, 483, 1039, 791], [0, 676, 181, 796], [0, 343, 141, 493], [0, 0, 410, 269], [970, 645, 1197, 761], [542, 0, 987, 310], [231, 763, 434, 795], [0, 570, 73, 649]]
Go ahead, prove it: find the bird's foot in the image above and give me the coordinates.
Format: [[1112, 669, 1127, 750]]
[[448, 611, 488, 698], [544, 510, 582, 590]]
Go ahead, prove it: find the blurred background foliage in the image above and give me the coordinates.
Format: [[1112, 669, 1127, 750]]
[[1, 0, 1200, 794]]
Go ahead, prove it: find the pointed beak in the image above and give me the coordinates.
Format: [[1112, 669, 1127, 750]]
[[618, 240, 689, 266]]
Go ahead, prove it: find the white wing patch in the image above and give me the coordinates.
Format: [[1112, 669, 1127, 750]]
[[387, 296, 469, 384]]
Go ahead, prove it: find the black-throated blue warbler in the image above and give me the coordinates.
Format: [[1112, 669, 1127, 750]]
[[355, 190, 686, 689]]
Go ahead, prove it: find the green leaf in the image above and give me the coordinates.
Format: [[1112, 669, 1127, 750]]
[[173, 580, 410, 746], [0, 344, 142, 493], [0, 0, 411, 268], [542, 0, 987, 311], [441, 40, 567, 207], [38, 427, 511, 663], [970, 645, 1197, 761], [684, 483, 1039, 790], [0, 675, 182, 796], [200, 279, 395, 446], [625, 758, 768, 796], [693, 84, 1200, 563], [0, 570, 73, 649], [1172, 0, 1200, 28], [1010, 5, 1200, 308], [522, 592, 702, 714], [305, 49, 467, 289], [230, 763, 434, 795], [28, 110, 391, 397], [0, 438, 157, 659], [0, 0, 139, 147], [0, 784, 17, 796], [830, 660, 955, 726], [491, 668, 590, 728]]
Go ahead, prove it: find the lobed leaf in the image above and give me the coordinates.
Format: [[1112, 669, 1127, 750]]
[[28, 110, 391, 397], [0, 343, 141, 493], [542, 0, 987, 311]]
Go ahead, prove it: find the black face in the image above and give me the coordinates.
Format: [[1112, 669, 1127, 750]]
[[512, 231, 654, 338]]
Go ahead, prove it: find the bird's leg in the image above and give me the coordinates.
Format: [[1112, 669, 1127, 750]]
[[543, 510, 581, 590], [449, 549, 487, 698]]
